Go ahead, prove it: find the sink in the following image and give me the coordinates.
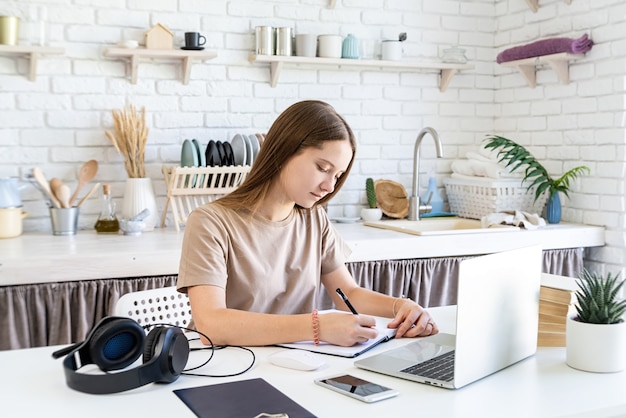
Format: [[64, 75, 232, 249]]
[[363, 218, 519, 236]]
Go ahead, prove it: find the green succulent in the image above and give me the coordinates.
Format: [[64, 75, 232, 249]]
[[574, 270, 626, 324], [483, 135, 590, 202], [365, 177, 377, 208]]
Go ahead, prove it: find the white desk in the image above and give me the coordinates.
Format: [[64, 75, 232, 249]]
[[3, 306, 625, 418]]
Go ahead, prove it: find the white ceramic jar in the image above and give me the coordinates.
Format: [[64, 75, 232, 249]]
[[317, 35, 342, 58]]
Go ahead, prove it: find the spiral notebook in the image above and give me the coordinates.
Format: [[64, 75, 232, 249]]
[[277, 309, 396, 358]]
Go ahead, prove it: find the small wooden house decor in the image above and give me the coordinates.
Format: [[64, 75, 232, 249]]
[[145, 23, 174, 49]]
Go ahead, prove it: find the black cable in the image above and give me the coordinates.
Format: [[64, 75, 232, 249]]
[[143, 323, 256, 378]]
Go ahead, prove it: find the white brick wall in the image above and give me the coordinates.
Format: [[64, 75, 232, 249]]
[[0, 0, 623, 275]]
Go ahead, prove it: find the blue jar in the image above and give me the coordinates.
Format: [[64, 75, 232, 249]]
[[341, 34, 360, 59]]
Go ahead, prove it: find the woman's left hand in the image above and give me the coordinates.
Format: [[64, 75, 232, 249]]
[[387, 298, 439, 338]]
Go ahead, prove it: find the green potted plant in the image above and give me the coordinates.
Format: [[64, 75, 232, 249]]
[[483, 135, 590, 224], [361, 177, 382, 222], [566, 269, 626, 373]]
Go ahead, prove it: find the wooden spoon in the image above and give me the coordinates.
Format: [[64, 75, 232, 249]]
[[76, 182, 101, 207], [58, 185, 72, 208], [69, 160, 98, 206], [32, 168, 60, 208], [49, 178, 66, 208]]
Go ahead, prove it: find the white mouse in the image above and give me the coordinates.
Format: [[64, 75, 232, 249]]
[[268, 349, 326, 371]]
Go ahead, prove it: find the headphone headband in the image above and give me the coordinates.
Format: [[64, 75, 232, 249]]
[[56, 317, 189, 394]]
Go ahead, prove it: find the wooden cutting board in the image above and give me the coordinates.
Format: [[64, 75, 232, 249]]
[[374, 179, 409, 218]]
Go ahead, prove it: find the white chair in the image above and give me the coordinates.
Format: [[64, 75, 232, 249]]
[[114, 286, 191, 328]]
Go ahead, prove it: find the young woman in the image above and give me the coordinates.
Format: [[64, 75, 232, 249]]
[[177, 100, 438, 347]]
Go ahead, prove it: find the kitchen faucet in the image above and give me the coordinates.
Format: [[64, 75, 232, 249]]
[[408, 127, 444, 221]]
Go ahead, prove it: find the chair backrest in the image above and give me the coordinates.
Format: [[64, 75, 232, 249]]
[[114, 286, 191, 328]]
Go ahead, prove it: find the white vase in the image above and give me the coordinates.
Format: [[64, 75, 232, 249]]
[[360, 208, 383, 222], [121, 178, 158, 231], [566, 315, 626, 373]]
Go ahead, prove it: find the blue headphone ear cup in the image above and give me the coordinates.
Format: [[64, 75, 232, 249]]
[[88, 318, 145, 371], [143, 326, 189, 383]]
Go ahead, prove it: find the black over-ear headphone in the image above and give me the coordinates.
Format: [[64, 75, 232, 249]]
[[52, 316, 189, 395]]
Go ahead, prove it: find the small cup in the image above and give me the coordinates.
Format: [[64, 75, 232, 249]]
[[184, 32, 206, 49], [317, 35, 342, 58], [295, 34, 317, 57], [381, 40, 403, 61], [49, 207, 79, 236]]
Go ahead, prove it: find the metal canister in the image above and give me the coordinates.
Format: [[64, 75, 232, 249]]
[[275, 27, 293, 56], [255, 26, 274, 55], [0, 16, 20, 46]]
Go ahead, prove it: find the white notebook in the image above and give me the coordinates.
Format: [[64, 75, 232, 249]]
[[277, 309, 396, 358]]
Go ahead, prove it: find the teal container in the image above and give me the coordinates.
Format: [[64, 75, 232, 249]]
[[341, 34, 360, 59]]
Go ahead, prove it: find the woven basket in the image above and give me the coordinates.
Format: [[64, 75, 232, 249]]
[[443, 177, 548, 220]]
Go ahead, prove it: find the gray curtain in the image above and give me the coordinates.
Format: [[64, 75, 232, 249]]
[[0, 276, 177, 351], [1, 249, 582, 350]]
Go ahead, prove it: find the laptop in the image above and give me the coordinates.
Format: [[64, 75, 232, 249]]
[[354, 245, 542, 389]]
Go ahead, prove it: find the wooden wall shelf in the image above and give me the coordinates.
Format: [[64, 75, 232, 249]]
[[499, 52, 583, 88], [248, 54, 474, 92], [0, 45, 65, 81], [103, 47, 218, 84], [526, 0, 572, 13]]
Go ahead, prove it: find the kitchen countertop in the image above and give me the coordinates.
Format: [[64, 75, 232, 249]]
[[0, 221, 605, 287]]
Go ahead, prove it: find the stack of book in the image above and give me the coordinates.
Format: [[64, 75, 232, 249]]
[[537, 273, 579, 347]]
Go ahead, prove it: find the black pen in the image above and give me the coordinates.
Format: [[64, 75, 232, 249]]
[[336, 288, 359, 315]]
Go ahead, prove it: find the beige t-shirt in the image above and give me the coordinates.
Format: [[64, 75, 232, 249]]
[[177, 203, 351, 314]]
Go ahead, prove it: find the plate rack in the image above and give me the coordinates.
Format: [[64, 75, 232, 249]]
[[161, 165, 252, 231]]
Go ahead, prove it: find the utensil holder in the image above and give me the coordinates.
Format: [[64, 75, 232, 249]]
[[49, 207, 79, 236]]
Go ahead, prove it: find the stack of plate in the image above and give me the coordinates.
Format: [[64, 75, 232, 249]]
[[180, 134, 265, 168]]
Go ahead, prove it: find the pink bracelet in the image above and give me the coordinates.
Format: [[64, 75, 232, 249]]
[[312, 309, 320, 345], [392, 297, 410, 316]]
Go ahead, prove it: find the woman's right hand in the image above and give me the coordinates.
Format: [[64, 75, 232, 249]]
[[318, 313, 379, 346]]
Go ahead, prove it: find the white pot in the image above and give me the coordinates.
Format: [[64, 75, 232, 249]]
[[360, 208, 382, 222], [566, 315, 626, 373]]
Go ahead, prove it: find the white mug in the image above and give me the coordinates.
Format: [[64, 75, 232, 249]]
[[381, 40, 403, 61], [317, 35, 342, 58], [296, 34, 317, 57]]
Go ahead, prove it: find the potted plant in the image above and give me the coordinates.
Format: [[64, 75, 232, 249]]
[[483, 135, 590, 224], [566, 269, 626, 373], [360, 177, 382, 221]]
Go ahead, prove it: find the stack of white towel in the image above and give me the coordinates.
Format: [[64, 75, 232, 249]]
[[450, 148, 523, 180]]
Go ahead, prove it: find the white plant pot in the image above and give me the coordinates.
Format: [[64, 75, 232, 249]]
[[566, 315, 626, 373], [360, 208, 382, 222]]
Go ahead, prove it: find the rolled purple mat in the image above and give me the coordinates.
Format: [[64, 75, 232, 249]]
[[497, 33, 593, 64]]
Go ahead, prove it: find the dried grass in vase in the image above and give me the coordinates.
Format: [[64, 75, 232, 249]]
[[105, 104, 149, 178]]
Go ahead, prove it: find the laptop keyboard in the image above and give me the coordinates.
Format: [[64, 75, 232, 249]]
[[400, 350, 455, 382]]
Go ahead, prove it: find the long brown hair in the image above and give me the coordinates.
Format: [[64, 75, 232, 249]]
[[217, 100, 356, 213]]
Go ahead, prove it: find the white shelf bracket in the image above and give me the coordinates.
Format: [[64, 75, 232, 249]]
[[517, 64, 537, 88], [440, 69, 458, 92], [182, 56, 192, 85], [130, 54, 139, 84], [28, 52, 41, 81], [546, 58, 570, 84], [269, 61, 283, 87]]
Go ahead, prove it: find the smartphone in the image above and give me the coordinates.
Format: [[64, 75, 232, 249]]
[[314, 374, 399, 403]]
